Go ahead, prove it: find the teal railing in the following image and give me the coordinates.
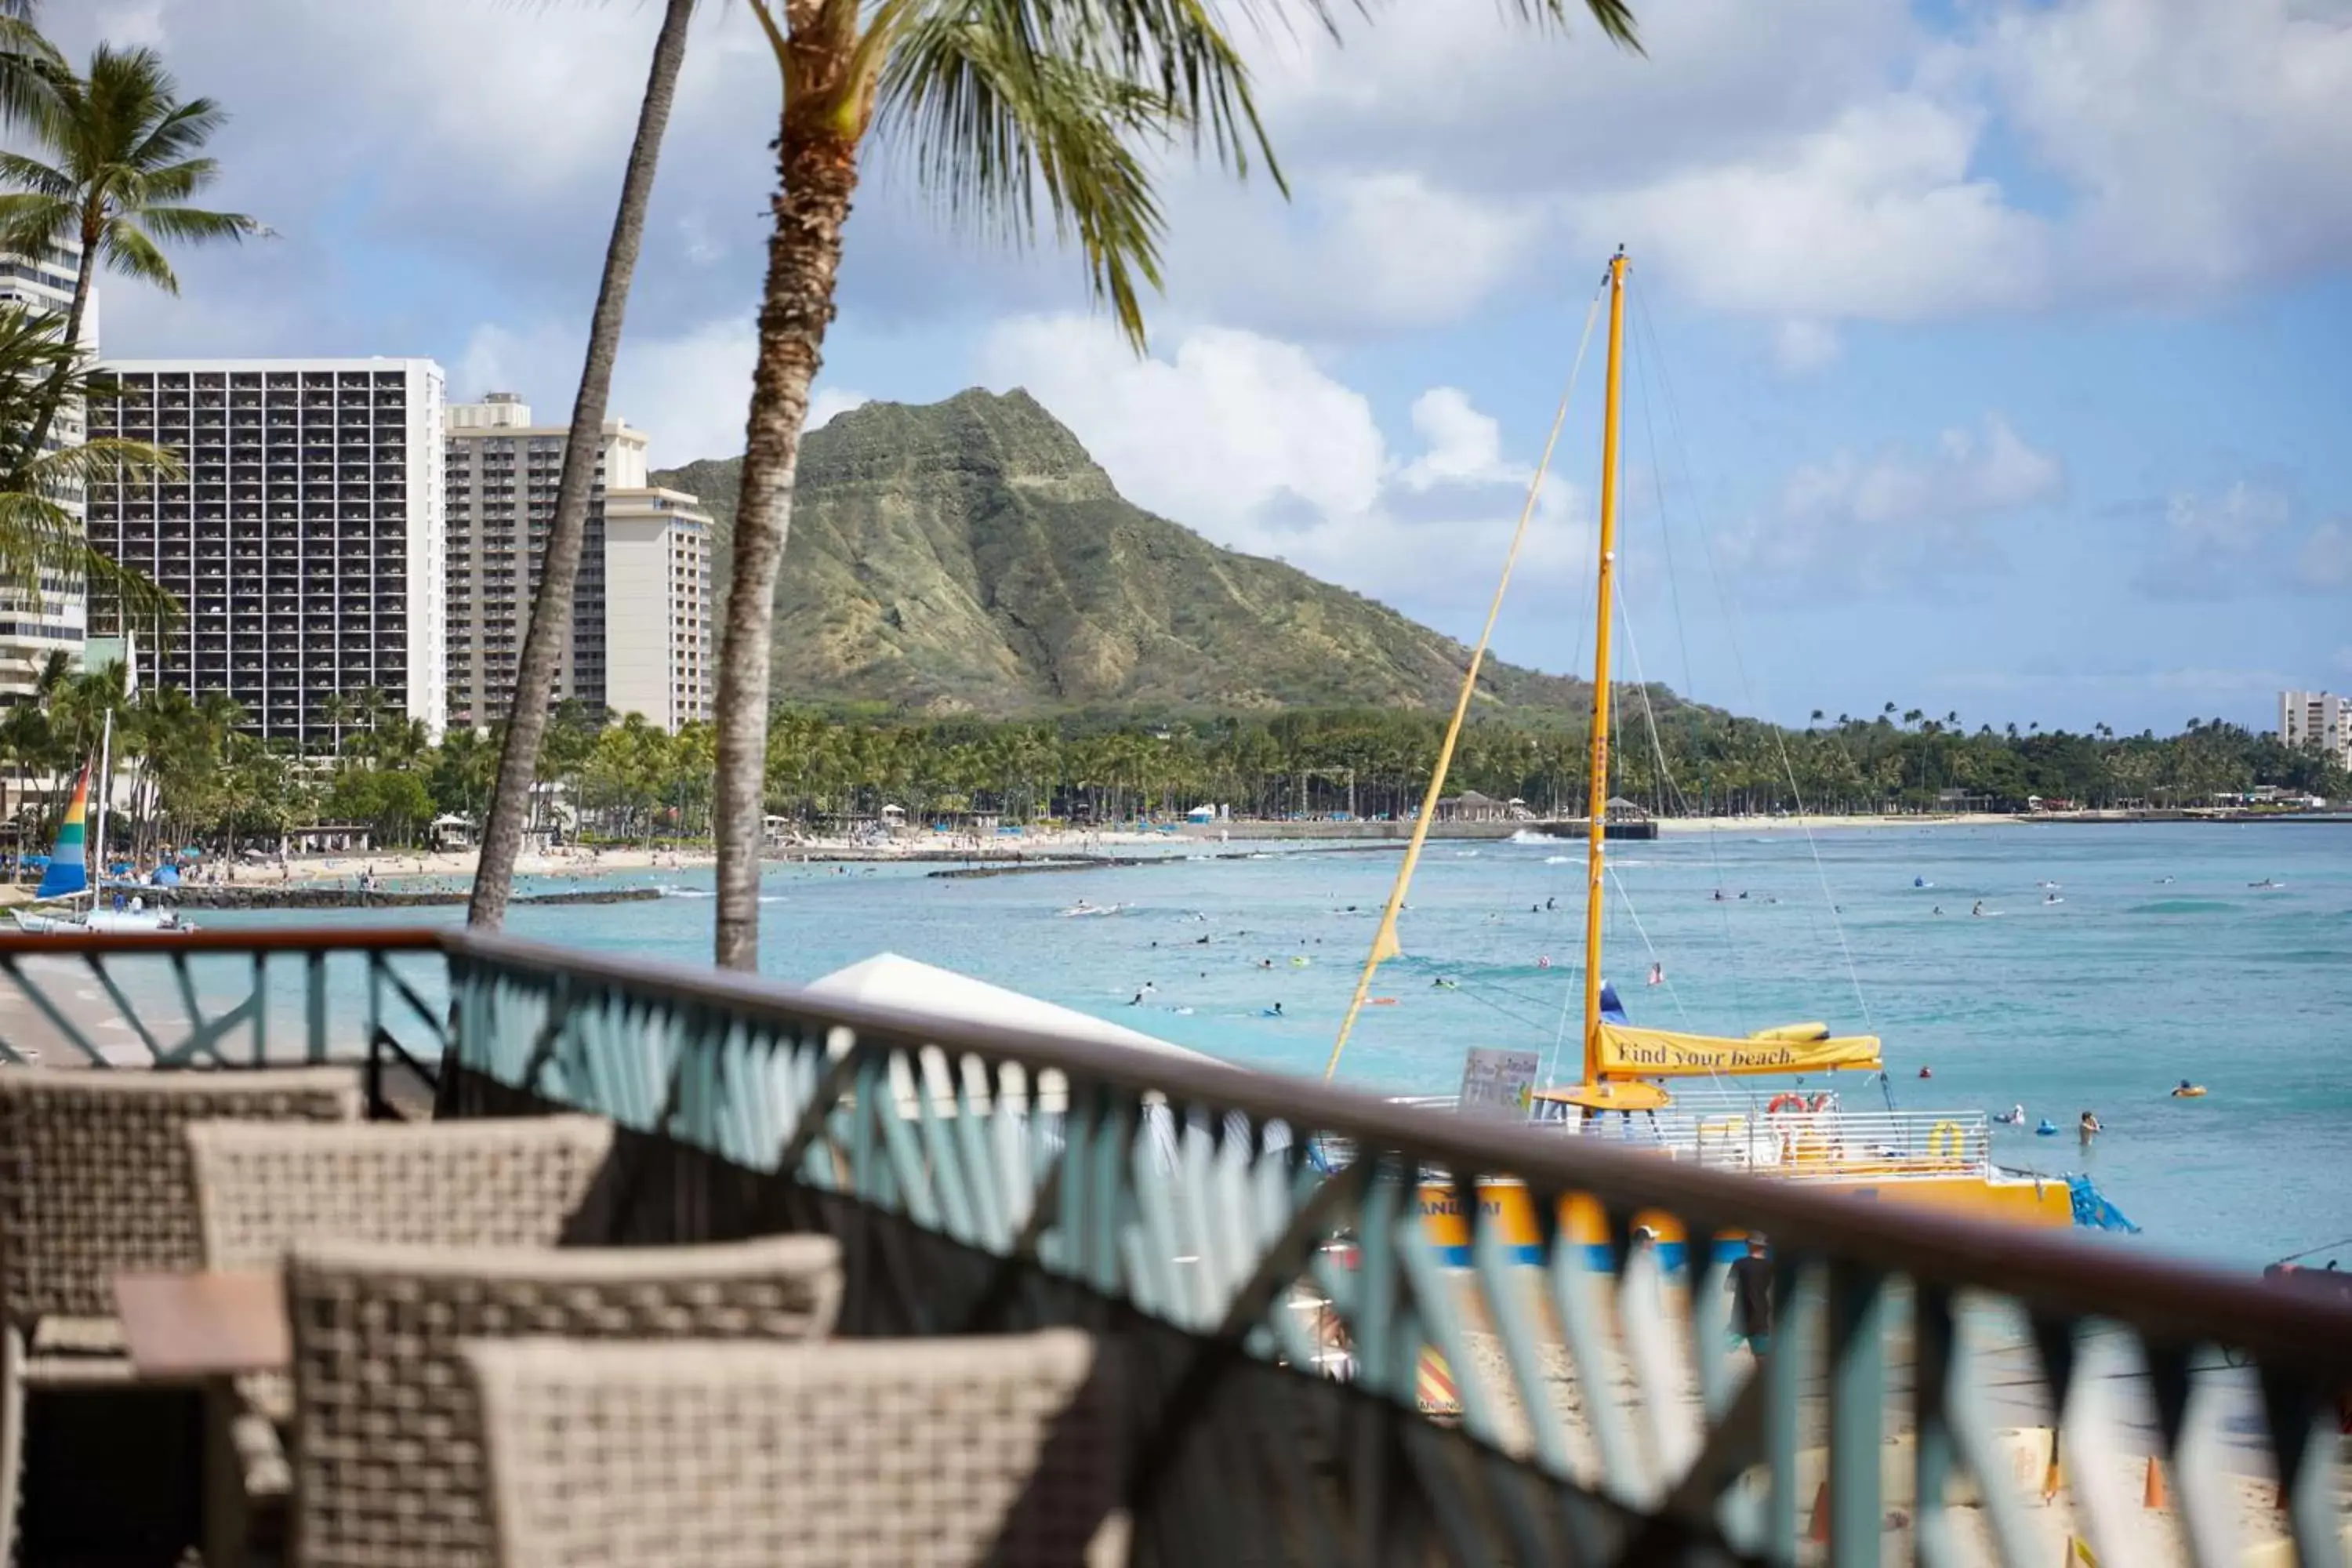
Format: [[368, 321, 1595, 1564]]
[[2, 927, 2347, 1566]]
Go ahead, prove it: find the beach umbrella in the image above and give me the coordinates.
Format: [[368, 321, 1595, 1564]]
[[153, 865, 181, 887], [181, 847, 202, 858]]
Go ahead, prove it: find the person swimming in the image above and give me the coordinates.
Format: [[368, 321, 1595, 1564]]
[[1994, 1104, 2024, 1125], [1128, 983, 1156, 1007], [1918, 1065, 1933, 1080], [1646, 962, 1664, 986], [1932, 906, 1944, 916], [1264, 1002, 1284, 1018], [2078, 1110, 2101, 1142], [1432, 976, 1458, 989]]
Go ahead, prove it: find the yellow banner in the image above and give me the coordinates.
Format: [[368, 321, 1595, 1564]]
[[1594, 1022, 1882, 1079]]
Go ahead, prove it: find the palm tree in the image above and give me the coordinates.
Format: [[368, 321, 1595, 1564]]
[[0, 42, 264, 476], [469, 0, 699, 933], [707, 0, 1639, 968]]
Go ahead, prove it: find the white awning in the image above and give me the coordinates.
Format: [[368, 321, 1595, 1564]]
[[804, 953, 1227, 1120]]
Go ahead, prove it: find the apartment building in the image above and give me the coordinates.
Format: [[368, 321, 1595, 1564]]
[[84, 358, 448, 746], [2280, 690, 2351, 770], [0, 241, 92, 699], [443, 394, 710, 733], [603, 488, 713, 731]]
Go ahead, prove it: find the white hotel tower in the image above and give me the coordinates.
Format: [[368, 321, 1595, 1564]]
[[84, 359, 448, 746]]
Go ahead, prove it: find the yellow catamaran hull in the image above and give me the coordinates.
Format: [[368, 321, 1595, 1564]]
[[1418, 1169, 2074, 1270]]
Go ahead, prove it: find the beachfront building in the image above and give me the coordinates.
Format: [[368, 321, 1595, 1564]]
[[85, 358, 449, 747], [0, 240, 93, 701], [442, 394, 711, 734], [2281, 689, 2351, 770], [602, 487, 713, 731]]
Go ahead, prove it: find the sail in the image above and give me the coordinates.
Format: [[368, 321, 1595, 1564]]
[[1593, 1021, 1882, 1079], [34, 770, 90, 901]]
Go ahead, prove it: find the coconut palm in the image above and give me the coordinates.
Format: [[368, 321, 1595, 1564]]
[[0, 42, 264, 477], [706, 0, 1639, 967], [469, 0, 699, 932]]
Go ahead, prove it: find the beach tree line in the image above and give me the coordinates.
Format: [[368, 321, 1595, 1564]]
[[6, 677, 2337, 860], [745, 704, 2350, 825]]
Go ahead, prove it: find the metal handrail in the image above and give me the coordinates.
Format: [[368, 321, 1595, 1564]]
[[441, 928, 2352, 1368]]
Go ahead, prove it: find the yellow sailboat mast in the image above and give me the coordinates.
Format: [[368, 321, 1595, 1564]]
[[1581, 251, 1628, 1088]]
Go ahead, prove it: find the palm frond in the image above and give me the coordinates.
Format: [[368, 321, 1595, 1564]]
[[129, 202, 263, 247], [96, 217, 176, 291], [880, 13, 1171, 346], [0, 489, 180, 628]]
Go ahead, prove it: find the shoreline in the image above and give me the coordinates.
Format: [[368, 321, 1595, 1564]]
[[18, 809, 2336, 905]]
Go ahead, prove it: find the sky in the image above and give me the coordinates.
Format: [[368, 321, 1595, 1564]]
[[50, 0, 2352, 735]]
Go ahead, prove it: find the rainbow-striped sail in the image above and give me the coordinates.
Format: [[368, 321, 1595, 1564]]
[[34, 768, 89, 901]]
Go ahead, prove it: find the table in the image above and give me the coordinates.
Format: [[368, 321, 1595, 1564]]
[[114, 1269, 288, 1379], [112, 1271, 288, 1568]]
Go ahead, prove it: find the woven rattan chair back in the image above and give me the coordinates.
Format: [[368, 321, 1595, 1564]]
[[0, 1069, 362, 1326], [186, 1115, 614, 1271], [466, 1331, 1126, 1568], [289, 1236, 843, 1568]]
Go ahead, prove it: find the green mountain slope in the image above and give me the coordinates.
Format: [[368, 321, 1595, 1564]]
[[653, 387, 1615, 717]]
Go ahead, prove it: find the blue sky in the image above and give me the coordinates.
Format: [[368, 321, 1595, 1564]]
[[57, 0, 2352, 734]]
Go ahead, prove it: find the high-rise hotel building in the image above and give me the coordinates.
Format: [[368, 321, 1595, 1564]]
[[443, 394, 710, 732], [84, 359, 448, 746], [0, 240, 93, 699]]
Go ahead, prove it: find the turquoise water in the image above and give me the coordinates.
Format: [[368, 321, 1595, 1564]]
[[204, 823, 2351, 1271]]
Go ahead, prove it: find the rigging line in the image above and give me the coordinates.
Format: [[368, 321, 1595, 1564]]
[[1624, 318, 1748, 1016], [1323, 281, 1606, 1083], [1630, 285, 1878, 1046], [1604, 862, 1693, 1028]]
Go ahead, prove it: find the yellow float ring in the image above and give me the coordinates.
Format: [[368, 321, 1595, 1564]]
[[1927, 1120, 1965, 1160]]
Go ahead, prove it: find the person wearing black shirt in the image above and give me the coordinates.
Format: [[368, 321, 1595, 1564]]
[[1726, 1235, 1774, 1358]]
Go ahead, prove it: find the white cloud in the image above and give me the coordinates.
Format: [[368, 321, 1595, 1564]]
[[1730, 413, 2063, 586], [452, 314, 855, 466], [973, 314, 1584, 608], [1980, 0, 2352, 297], [1772, 320, 1842, 376], [1578, 96, 2050, 321], [2132, 482, 2293, 597], [2297, 520, 2352, 590]]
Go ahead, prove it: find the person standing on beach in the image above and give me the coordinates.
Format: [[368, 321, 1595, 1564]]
[[1726, 1236, 1774, 1359]]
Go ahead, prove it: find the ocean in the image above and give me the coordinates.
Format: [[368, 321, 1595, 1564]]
[[196, 822, 2351, 1272]]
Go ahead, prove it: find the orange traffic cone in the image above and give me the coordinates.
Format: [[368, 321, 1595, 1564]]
[[1806, 1481, 1831, 1543], [2142, 1455, 2167, 1510]]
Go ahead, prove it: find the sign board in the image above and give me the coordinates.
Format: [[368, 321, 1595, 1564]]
[[1457, 1048, 1540, 1120]]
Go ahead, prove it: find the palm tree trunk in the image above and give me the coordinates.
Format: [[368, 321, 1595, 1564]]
[[467, 0, 695, 931], [712, 123, 862, 971]]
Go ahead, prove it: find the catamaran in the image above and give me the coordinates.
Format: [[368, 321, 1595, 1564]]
[[1324, 252, 2129, 1266], [12, 715, 188, 935]]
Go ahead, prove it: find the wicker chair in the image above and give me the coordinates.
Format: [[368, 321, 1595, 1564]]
[[184, 1113, 619, 1552], [287, 1236, 844, 1568], [0, 1068, 362, 1565], [465, 1330, 1127, 1568], [184, 1115, 616, 1272]]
